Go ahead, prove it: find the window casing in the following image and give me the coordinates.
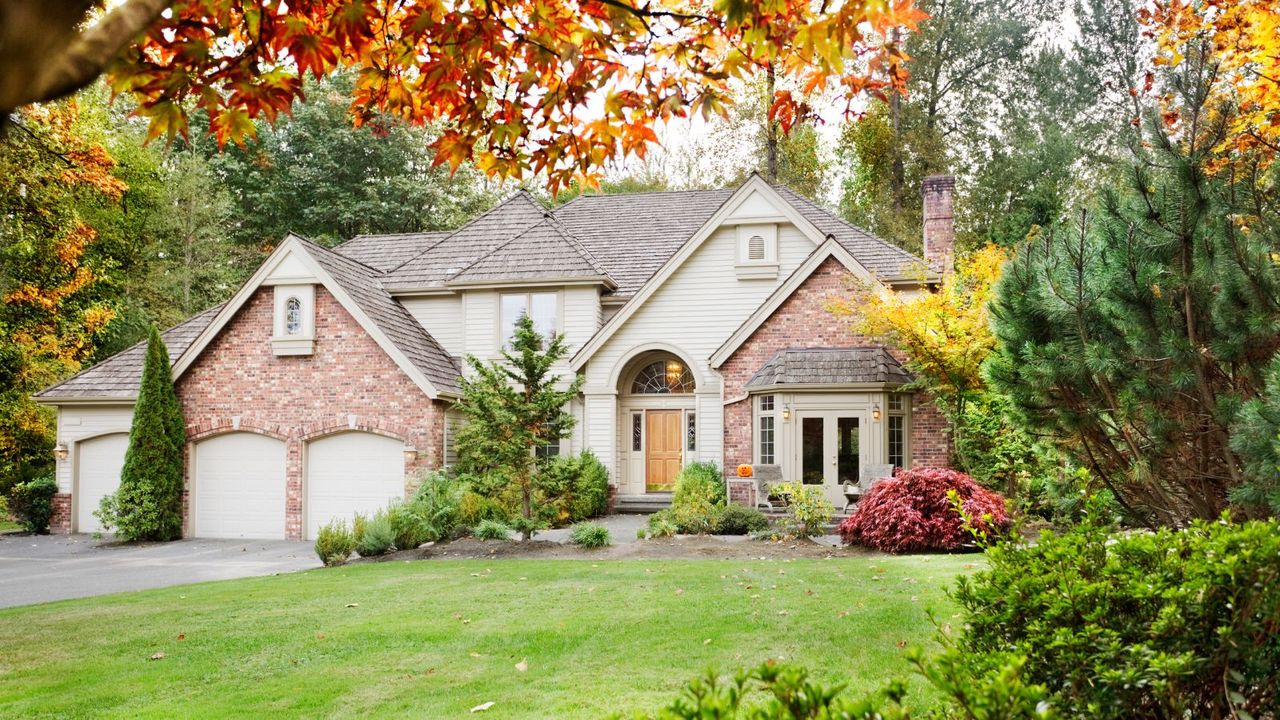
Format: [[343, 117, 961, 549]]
[[887, 394, 908, 469], [757, 395, 776, 465], [501, 292, 557, 349], [685, 411, 697, 452], [631, 412, 643, 452]]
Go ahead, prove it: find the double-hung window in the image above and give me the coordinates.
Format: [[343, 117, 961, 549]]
[[501, 292, 557, 349], [758, 395, 776, 465], [887, 394, 907, 469]]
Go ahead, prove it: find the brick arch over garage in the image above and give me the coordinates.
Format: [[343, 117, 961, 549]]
[[175, 285, 448, 539]]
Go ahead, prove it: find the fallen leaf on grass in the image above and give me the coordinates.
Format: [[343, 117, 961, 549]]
[[703, 639, 711, 645], [674, 588, 684, 595], [176, 634, 186, 641], [896, 640, 908, 649], [515, 659, 528, 672], [470, 701, 495, 713], [345, 603, 359, 608], [149, 652, 166, 661]]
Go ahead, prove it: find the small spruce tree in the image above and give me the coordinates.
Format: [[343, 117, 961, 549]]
[[454, 314, 583, 539], [97, 326, 187, 540]]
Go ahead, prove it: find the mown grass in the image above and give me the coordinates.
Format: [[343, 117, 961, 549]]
[[0, 555, 979, 718]]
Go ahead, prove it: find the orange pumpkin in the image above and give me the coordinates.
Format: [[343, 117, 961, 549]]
[[737, 464, 753, 478]]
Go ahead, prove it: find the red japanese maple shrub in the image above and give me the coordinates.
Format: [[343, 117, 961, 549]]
[[839, 468, 1010, 553]]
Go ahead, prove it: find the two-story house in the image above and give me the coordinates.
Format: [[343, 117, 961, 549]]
[[36, 174, 956, 539]]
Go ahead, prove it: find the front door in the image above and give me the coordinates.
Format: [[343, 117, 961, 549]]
[[798, 412, 862, 507], [645, 409, 683, 492]]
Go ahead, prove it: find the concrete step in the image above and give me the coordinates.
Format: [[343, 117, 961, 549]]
[[614, 493, 673, 514]]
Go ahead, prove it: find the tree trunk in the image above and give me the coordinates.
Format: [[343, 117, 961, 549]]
[[765, 62, 778, 183]]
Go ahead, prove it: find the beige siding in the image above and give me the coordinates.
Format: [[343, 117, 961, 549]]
[[401, 295, 464, 356], [55, 405, 136, 494]]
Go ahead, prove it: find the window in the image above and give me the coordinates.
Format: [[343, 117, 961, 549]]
[[630, 359, 695, 394], [536, 437, 561, 459], [686, 411, 696, 452], [632, 412, 643, 452], [747, 235, 765, 260], [501, 292, 557, 349], [758, 395, 775, 465], [888, 394, 904, 412], [284, 297, 303, 335], [887, 416, 905, 469]]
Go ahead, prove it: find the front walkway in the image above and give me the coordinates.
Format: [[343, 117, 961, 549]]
[[0, 533, 318, 608]]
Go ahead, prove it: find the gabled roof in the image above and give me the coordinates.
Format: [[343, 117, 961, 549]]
[[380, 191, 549, 291], [745, 347, 913, 390], [710, 238, 872, 369], [448, 215, 615, 287], [772, 187, 924, 279], [34, 304, 223, 402], [335, 230, 451, 272]]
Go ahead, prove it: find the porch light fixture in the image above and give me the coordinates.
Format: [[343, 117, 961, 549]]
[[872, 403, 882, 422], [781, 404, 792, 422], [54, 443, 69, 461], [403, 446, 418, 464]]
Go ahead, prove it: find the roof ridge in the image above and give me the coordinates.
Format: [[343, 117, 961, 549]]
[[293, 234, 386, 275], [339, 229, 452, 244], [541, 212, 613, 280], [772, 186, 920, 263], [382, 190, 546, 275]]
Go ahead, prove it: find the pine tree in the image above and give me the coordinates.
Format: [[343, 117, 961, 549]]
[[986, 41, 1280, 525], [97, 326, 187, 540], [453, 314, 584, 539]]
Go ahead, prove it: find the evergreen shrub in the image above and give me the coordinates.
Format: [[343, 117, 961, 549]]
[[714, 504, 770, 535], [7, 474, 56, 534], [314, 519, 355, 566], [473, 519, 511, 541], [354, 511, 395, 556], [568, 521, 611, 548]]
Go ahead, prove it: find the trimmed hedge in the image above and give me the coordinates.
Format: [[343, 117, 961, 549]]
[[7, 474, 57, 534]]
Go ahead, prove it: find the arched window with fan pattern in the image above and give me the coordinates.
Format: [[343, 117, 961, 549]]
[[630, 359, 695, 394]]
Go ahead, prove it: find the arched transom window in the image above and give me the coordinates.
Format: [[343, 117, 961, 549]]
[[631, 359, 695, 394], [285, 297, 303, 335]]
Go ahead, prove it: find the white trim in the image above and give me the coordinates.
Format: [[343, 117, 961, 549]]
[[170, 235, 443, 399], [442, 275, 617, 291], [569, 175, 829, 371], [708, 239, 876, 369], [605, 342, 712, 394]]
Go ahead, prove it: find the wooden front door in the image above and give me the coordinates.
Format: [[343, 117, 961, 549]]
[[645, 410, 683, 492]]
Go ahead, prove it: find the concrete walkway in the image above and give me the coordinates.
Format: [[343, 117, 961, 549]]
[[533, 513, 650, 544], [0, 533, 318, 609]]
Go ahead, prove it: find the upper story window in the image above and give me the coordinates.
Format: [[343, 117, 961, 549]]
[[501, 292, 557, 349], [631, 359, 695, 394], [284, 297, 303, 335]]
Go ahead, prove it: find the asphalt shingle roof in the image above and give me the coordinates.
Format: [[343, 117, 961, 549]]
[[34, 304, 224, 400], [449, 216, 613, 285], [380, 191, 549, 290], [745, 347, 913, 389], [334, 231, 451, 272]]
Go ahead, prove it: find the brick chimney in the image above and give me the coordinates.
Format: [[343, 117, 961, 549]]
[[922, 175, 955, 275]]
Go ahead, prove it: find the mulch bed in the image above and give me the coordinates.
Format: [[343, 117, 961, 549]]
[[353, 535, 877, 562]]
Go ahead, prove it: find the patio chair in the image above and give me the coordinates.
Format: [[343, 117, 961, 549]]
[[842, 464, 895, 511], [752, 464, 784, 509]]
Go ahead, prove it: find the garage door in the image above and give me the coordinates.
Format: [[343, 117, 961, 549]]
[[193, 433, 286, 539], [306, 432, 404, 540], [76, 433, 129, 533]]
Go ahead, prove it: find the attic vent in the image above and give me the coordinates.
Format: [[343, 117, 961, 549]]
[[747, 235, 766, 260]]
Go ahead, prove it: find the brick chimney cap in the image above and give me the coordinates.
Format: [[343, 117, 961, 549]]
[[922, 175, 955, 190]]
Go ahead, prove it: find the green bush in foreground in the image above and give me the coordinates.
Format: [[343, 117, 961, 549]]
[[715, 504, 770, 535], [569, 521, 611, 548], [952, 500, 1280, 718], [314, 519, 355, 566], [6, 474, 56, 534], [473, 519, 511, 541], [354, 511, 395, 557]]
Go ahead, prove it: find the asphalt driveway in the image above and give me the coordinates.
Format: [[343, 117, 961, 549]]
[[0, 533, 318, 609]]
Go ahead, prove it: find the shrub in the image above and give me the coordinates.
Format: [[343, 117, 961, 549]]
[[714, 504, 769, 535], [568, 521, 611, 548], [645, 509, 679, 538], [408, 471, 467, 541], [672, 461, 725, 506], [456, 485, 512, 526], [839, 467, 1010, 552], [772, 482, 833, 538], [386, 499, 430, 550], [97, 327, 186, 541], [314, 519, 355, 566], [354, 511, 395, 556], [569, 450, 609, 520], [533, 451, 611, 525], [950, 501, 1280, 719], [473, 519, 511, 541], [7, 474, 56, 534]]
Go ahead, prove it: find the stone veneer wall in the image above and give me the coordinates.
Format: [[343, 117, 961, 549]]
[[176, 286, 445, 539], [718, 257, 951, 506]]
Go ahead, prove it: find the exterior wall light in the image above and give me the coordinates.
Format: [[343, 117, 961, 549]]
[[872, 403, 882, 422], [54, 443, 69, 461], [781, 404, 792, 422], [403, 446, 418, 464]]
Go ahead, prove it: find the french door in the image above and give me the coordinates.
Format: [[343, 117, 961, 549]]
[[796, 411, 863, 507]]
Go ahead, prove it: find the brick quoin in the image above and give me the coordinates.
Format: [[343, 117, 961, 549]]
[[719, 257, 951, 504], [176, 286, 445, 540]]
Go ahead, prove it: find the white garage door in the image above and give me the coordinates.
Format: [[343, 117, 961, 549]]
[[306, 432, 404, 540], [193, 433, 286, 539], [76, 434, 129, 533]]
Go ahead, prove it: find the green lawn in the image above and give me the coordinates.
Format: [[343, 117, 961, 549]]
[[0, 555, 978, 718]]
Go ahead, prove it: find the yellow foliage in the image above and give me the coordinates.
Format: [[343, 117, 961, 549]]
[[1142, 0, 1280, 172], [830, 244, 1009, 413]]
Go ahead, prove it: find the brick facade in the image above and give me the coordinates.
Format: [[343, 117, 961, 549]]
[[50, 493, 71, 533], [719, 257, 951, 505], [176, 286, 445, 540]]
